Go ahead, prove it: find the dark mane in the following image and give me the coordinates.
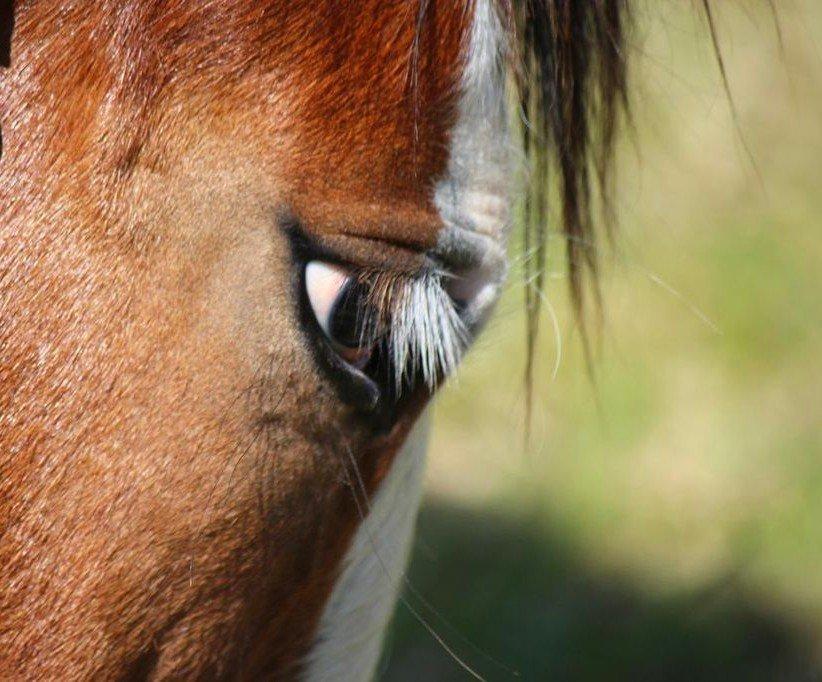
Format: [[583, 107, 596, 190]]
[[511, 0, 630, 367], [508, 1, 763, 378]]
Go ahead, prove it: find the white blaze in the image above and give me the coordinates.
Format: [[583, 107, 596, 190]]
[[302, 414, 430, 682], [303, 2, 510, 679], [434, 0, 514, 332]]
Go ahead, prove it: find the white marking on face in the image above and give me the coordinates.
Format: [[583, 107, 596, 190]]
[[304, 3, 511, 679], [434, 0, 515, 332], [302, 413, 430, 682]]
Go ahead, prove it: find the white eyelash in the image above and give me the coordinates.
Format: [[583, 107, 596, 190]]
[[360, 271, 468, 393]]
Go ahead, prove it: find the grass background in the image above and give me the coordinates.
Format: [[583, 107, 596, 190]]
[[381, 2, 822, 680]]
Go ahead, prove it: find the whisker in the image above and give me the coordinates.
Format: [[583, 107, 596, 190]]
[[642, 270, 721, 334], [188, 353, 289, 584], [533, 284, 563, 381], [545, 231, 721, 334], [336, 439, 489, 681]]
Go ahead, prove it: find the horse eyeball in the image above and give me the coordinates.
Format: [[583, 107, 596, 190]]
[[304, 261, 374, 369]]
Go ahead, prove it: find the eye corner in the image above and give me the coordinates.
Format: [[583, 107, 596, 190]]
[[296, 257, 384, 415], [304, 260, 353, 338]]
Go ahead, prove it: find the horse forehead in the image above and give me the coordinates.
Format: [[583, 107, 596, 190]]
[[155, 0, 477, 185], [270, 0, 475, 221], [11, 1, 506, 241], [267, 0, 510, 249]]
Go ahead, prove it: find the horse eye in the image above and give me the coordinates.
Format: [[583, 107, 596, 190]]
[[304, 261, 375, 369]]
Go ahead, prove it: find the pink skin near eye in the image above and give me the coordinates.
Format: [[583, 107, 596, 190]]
[[305, 261, 351, 337], [305, 261, 373, 369]]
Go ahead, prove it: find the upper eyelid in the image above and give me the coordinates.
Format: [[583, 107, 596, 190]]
[[281, 215, 429, 277]]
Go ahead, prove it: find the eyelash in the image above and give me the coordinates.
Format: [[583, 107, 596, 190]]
[[286, 220, 469, 424], [300, 257, 468, 418]]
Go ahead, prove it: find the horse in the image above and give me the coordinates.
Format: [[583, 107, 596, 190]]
[[0, 0, 638, 678]]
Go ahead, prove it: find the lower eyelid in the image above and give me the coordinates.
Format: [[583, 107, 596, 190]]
[[335, 344, 373, 369]]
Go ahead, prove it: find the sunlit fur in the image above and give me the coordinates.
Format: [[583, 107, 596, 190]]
[[0, 2, 473, 677], [0, 0, 692, 678]]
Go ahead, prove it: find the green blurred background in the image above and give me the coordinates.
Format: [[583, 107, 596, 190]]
[[382, 2, 822, 680]]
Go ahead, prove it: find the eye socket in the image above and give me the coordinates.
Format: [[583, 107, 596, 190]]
[[304, 261, 377, 370]]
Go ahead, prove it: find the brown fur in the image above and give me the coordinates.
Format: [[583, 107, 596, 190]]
[[0, 0, 662, 675], [0, 1, 471, 678]]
